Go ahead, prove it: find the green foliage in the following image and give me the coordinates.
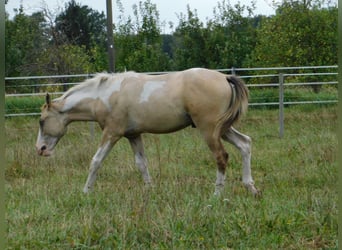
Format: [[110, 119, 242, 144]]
[[4, 0, 338, 76], [5, 107, 337, 248], [5, 87, 337, 115], [249, 1, 337, 67], [55, 0, 107, 51], [172, 6, 207, 69], [5, 1, 107, 78], [36, 44, 95, 75], [5, 8, 48, 76], [5, 96, 44, 115], [89, 45, 109, 72], [205, 0, 258, 68], [249, 87, 337, 108], [114, 0, 170, 71], [53, 0, 108, 72]]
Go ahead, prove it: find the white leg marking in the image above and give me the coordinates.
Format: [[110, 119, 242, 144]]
[[129, 136, 151, 184], [222, 127, 259, 195], [83, 141, 113, 193], [214, 170, 226, 196]]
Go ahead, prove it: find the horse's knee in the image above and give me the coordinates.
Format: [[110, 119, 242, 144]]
[[244, 135, 252, 149], [232, 135, 251, 157], [241, 137, 251, 157]]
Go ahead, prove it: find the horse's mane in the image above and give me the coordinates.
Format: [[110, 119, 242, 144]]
[[54, 71, 137, 102]]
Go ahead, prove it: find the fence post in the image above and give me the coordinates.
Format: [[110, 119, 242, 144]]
[[279, 73, 284, 138]]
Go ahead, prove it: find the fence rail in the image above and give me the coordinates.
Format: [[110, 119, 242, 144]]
[[5, 66, 338, 137]]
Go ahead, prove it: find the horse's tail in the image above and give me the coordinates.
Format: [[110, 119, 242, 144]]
[[227, 75, 249, 123], [215, 75, 249, 136]]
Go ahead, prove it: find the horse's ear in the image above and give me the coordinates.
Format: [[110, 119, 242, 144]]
[[46, 93, 51, 107]]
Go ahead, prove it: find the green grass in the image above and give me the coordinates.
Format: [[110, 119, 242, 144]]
[[5, 106, 337, 249]]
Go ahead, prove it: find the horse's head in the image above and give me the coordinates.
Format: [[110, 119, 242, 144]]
[[36, 94, 68, 156]]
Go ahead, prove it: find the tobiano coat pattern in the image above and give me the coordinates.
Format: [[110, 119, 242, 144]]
[[36, 68, 259, 196]]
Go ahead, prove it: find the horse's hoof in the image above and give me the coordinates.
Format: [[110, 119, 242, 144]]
[[252, 188, 262, 198], [83, 186, 91, 194], [214, 184, 224, 196], [245, 183, 262, 198]]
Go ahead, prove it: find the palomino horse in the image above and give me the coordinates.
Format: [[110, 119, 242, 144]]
[[36, 68, 259, 195]]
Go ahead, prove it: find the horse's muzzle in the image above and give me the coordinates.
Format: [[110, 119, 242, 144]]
[[36, 145, 52, 156]]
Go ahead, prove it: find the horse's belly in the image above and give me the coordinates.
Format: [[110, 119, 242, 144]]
[[126, 109, 192, 135], [146, 115, 191, 133]]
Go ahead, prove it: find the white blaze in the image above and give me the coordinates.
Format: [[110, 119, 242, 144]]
[[139, 81, 166, 103]]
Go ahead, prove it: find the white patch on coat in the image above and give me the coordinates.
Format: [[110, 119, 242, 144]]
[[139, 81, 166, 103], [61, 78, 123, 111], [61, 91, 91, 111], [98, 78, 122, 105]]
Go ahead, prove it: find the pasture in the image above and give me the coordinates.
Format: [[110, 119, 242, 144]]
[[5, 105, 337, 249]]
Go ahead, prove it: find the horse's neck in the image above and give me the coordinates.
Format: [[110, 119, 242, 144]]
[[58, 74, 121, 124], [57, 92, 98, 123]]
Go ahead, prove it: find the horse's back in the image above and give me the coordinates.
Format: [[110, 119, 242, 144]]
[[125, 68, 232, 118]]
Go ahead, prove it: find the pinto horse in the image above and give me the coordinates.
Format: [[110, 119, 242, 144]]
[[36, 68, 259, 195]]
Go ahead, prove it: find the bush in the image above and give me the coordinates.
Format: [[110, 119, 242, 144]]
[[5, 96, 45, 115], [249, 87, 337, 109]]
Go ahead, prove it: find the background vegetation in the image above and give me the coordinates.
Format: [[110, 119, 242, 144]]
[[4, 86, 338, 115], [5, 0, 337, 78], [5, 106, 337, 248]]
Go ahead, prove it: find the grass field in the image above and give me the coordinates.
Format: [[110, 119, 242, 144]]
[[5, 105, 337, 249]]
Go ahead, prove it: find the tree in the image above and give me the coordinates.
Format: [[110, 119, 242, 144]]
[[55, 0, 107, 51], [5, 7, 48, 76], [171, 1, 258, 70], [205, 0, 257, 68], [249, 1, 338, 67], [172, 6, 207, 69], [5, 2, 105, 79], [114, 0, 171, 72], [36, 44, 95, 75], [52, 0, 108, 72]]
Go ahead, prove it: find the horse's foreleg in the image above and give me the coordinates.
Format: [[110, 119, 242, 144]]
[[222, 127, 260, 195], [83, 137, 117, 193], [128, 135, 151, 184]]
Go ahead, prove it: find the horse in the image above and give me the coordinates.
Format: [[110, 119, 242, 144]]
[[35, 68, 259, 196]]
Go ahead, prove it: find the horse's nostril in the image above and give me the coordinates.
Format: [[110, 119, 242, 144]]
[[41, 145, 47, 151]]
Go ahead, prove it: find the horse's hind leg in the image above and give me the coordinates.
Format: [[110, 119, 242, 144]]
[[201, 129, 229, 195], [128, 135, 151, 184], [222, 127, 259, 195]]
